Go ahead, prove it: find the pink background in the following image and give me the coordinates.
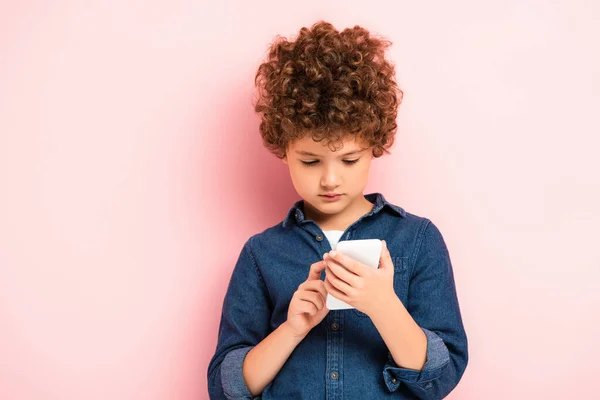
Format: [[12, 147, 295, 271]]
[[1, 1, 599, 399]]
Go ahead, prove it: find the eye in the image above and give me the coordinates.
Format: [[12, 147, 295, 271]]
[[301, 160, 319, 166], [300, 159, 360, 166]]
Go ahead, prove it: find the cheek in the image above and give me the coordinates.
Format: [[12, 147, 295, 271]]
[[289, 167, 315, 189], [361, 158, 372, 170], [352, 164, 370, 180]]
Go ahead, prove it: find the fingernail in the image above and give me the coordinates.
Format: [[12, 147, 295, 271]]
[[323, 253, 328, 259], [330, 250, 337, 257]]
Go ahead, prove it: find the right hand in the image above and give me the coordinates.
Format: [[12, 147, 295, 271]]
[[285, 260, 330, 338]]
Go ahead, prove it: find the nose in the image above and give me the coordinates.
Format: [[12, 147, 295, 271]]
[[320, 163, 342, 188]]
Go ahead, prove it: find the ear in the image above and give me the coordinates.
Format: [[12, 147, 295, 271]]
[[282, 156, 288, 165]]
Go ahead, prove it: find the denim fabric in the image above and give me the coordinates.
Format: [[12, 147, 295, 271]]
[[207, 192, 468, 399]]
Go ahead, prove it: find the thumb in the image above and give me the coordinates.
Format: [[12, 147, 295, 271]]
[[379, 240, 393, 270]]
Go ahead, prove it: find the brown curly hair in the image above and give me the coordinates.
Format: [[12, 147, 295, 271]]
[[253, 20, 403, 159]]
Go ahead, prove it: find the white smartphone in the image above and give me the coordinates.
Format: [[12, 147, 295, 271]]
[[325, 239, 382, 310]]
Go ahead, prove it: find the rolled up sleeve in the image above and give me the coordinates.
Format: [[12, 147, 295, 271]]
[[207, 238, 272, 399], [382, 219, 469, 399]]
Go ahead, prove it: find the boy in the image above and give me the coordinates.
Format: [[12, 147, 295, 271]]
[[207, 21, 468, 399]]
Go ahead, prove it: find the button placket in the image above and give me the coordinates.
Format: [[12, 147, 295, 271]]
[[326, 312, 343, 397]]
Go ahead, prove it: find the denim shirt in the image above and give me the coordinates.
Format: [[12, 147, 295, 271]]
[[207, 192, 468, 399]]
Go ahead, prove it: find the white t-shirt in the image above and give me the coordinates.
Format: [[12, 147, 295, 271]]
[[322, 230, 344, 249]]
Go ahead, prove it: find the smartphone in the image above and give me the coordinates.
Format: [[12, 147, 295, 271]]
[[325, 239, 382, 310]]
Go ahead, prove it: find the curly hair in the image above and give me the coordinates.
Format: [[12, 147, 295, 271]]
[[253, 20, 403, 159]]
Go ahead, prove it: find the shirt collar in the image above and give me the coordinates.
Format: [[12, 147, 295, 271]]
[[282, 192, 406, 228]]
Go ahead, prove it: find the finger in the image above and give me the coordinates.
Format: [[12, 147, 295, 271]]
[[297, 300, 318, 316], [300, 281, 327, 304], [325, 258, 360, 288], [298, 290, 324, 310], [302, 280, 328, 305], [316, 281, 328, 304], [301, 279, 325, 290], [307, 260, 327, 281], [379, 240, 393, 270], [324, 277, 350, 303], [325, 266, 354, 296], [326, 251, 364, 276]]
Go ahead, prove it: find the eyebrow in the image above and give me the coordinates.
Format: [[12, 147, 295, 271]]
[[295, 149, 364, 157]]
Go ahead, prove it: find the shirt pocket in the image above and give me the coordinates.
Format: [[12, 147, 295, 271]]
[[353, 256, 409, 318]]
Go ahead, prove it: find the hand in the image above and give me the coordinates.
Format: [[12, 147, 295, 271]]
[[324, 240, 397, 317], [285, 260, 330, 338]]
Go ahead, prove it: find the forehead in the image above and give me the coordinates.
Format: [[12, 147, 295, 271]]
[[290, 134, 367, 152]]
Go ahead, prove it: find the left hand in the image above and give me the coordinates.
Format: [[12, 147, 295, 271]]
[[323, 240, 397, 317]]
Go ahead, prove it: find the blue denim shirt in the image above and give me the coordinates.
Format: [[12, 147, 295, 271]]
[[207, 192, 468, 399]]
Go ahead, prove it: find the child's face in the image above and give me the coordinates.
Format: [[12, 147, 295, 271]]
[[282, 134, 374, 221]]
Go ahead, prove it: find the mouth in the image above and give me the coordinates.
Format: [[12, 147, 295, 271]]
[[320, 193, 343, 201]]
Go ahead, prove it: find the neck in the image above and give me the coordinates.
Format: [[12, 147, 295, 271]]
[[305, 195, 374, 231]]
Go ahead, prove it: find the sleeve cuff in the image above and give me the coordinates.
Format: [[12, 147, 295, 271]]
[[382, 327, 451, 391], [221, 346, 261, 399]]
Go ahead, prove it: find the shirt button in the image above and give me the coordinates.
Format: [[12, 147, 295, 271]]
[[331, 322, 339, 331], [315, 234, 324, 241], [330, 371, 339, 380], [391, 378, 398, 384]]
